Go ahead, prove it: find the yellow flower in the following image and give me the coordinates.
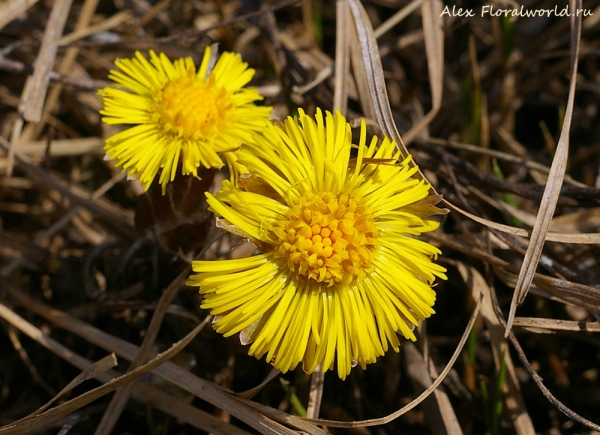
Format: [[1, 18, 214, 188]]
[[99, 47, 272, 193], [186, 109, 447, 379]]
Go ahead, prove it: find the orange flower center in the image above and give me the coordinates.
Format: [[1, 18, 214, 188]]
[[152, 69, 232, 139], [273, 191, 379, 287]]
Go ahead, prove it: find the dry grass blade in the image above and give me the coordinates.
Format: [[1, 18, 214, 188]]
[[0, 55, 110, 90], [236, 368, 281, 400], [0, 298, 252, 435], [292, 65, 333, 95], [94, 265, 192, 435], [0, 0, 39, 30], [452, 261, 535, 435], [0, 300, 111, 377], [468, 186, 540, 227], [347, 19, 376, 121], [402, 0, 443, 144], [22, 0, 73, 123], [333, 0, 350, 113], [518, 271, 600, 313], [425, 137, 590, 188], [238, 400, 329, 435], [425, 354, 464, 434], [3, 286, 318, 435], [373, 0, 427, 39], [33, 353, 118, 415], [5, 68, 27, 177], [345, 0, 442, 197], [347, 0, 404, 143], [0, 307, 210, 435], [446, 201, 600, 244], [131, 383, 254, 435], [306, 365, 324, 419], [22, 0, 101, 142], [0, 171, 125, 278], [59, 11, 132, 46], [0, 137, 136, 239], [467, 187, 600, 244], [302, 293, 482, 428], [490, 287, 600, 432], [550, 208, 600, 231], [512, 317, 600, 333], [5, 326, 54, 396], [403, 342, 463, 434], [0, 137, 104, 157], [505, 0, 583, 336], [430, 231, 600, 312], [0, 303, 117, 415]]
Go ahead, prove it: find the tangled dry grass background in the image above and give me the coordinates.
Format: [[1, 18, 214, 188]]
[[1, 0, 600, 433]]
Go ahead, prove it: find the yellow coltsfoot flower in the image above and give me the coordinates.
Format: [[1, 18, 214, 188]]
[[99, 47, 271, 193], [187, 109, 447, 379]]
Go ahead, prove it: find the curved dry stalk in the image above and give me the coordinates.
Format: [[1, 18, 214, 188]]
[[429, 231, 600, 313], [300, 293, 482, 428], [404, 341, 463, 434], [3, 285, 321, 435], [451, 261, 535, 435], [506, 0, 583, 335], [445, 201, 600, 244], [0, 301, 253, 434], [236, 368, 281, 400], [94, 265, 192, 435], [0, 312, 211, 435], [93, 228, 226, 434], [488, 276, 600, 432]]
